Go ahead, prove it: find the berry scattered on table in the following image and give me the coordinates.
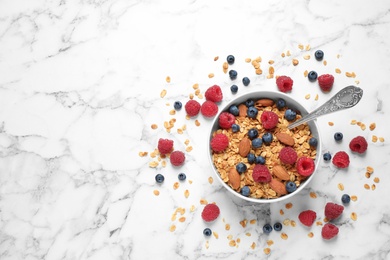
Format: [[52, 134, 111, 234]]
[[276, 75, 293, 92], [279, 147, 298, 164], [308, 71, 318, 82], [323, 152, 332, 161], [247, 106, 258, 119], [170, 151, 186, 166], [201, 100, 218, 117], [229, 69, 238, 80], [155, 173, 165, 183], [263, 224, 273, 234], [218, 112, 236, 129], [284, 109, 297, 121], [325, 202, 344, 220], [252, 165, 272, 183], [334, 132, 343, 141], [210, 133, 229, 152], [318, 74, 334, 92], [261, 111, 279, 129], [315, 50, 324, 61], [185, 99, 201, 117], [201, 203, 220, 222], [349, 136, 368, 154], [252, 138, 263, 149], [236, 162, 247, 173], [229, 105, 239, 116], [332, 151, 350, 168], [273, 222, 283, 231], [231, 123, 240, 133], [296, 157, 315, 176], [308, 137, 318, 147], [230, 84, 238, 94], [262, 132, 273, 144], [203, 228, 212, 236], [241, 186, 250, 197], [276, 98, 286, 109], [174, 101, 182, 110], [205, 85, 223, 103], [248, 128, 259, 140], [341, 194, 351, 204], [298, 210, 317, 227], [227, 55, 235, 65], [321, 223, 339, 240], [158, 138, 174, 155], [178, 173, 186, 181], [286, 181, 297, 193], [242, 77, 250, 86]]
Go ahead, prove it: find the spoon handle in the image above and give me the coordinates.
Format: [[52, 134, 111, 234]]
[[288, 85, 363, 129]]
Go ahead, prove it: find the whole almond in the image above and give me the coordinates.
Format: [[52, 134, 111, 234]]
[[238, 104, 247, 117], [239, 137, 251, 157], [269, 178, 287, 195], [255, 99, 274, 108], [276, 132, 295, 146], [272, 165, 290, 181], [228, 168, 241, 190]]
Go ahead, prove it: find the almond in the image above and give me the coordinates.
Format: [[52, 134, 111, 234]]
[[269, 178, 287, 195], [228, 168, 241, 190], [238, 104, 247, 117], [255, 99, 274, 108], [239, 137, 251, 157], [272, 165, 290, 181], [276, 132, 295, 146]]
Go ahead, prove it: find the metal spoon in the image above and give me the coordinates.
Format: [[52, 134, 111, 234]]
[[288, 85, 363, 129]]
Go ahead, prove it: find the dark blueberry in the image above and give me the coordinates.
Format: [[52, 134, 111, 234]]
[[229, 70, 238, 80], [309, 137, 318, 147], [248, 128, 259, 140], [323, 152, 332, 161], [334, 132, 343, 141], [155, 174, 165, 183], [276, 98, 286, 109], [203, 228, 212, 236], [242, 77, 250, 86], [178, 173, 186, 181], [273, 222, 283, 231], [308, 71, 318, 82], [341, 194, 351, 204], [252, 138, 263, 149], [286, 181, 297, 193], [174, 101, 182, 110], [315, 50, 324, 61], [263, 224, 273, 234], [247, 153, 256, 164], [241, 186, 250, 197], [247, 106, 258, 119], [227, 55, 235, 65], [229, 105, 239, 116], [284, 109, 297, 121], [232, 124, 240, 133], [230, 84, 238, 94], [245, 99, 255, 107], [262, 132, 273, 144], [236, 162, 247, 173], [255, 156, 266, 165]]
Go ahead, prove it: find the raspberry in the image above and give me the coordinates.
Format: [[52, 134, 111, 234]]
[[170, 150, 185, 166], [332, 151, 350, 168], [321, 223, 339, 240], [210, 133, 229, 152], [298, 210, 317, 227], [157, 138, 174, 155], [252, 165, 271, 183], [205, 85, 223, 103], [279, 147, 297, 164], [218, 112, 235, 129], [201, 203, 220, 222], [200, 100, 218, 118], [276, 76, 293, 92], [318, 74, 334, 92], [349, 136, 368, 154], [296, 157, 315, 176], [260, 111, 279, 129], [185, 100, 201, 117], [324, 202, 344, 220]]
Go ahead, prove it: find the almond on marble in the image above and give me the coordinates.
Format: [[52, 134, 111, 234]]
[[228, 168, 241, 190], [269, 178, 287, 195], [276, 132, 295, 146], [239, 137, 251, 157], [272, 165, 290, 180]]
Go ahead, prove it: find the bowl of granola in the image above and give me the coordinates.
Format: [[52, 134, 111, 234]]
[[208, 90, 321, 203]]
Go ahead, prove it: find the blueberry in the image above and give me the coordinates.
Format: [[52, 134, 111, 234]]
[[323, 152, 332, 161], [308, 71, 318, 82], [178, 173, 186, 181], [230, 84, 238, 94], [273, 222, 283, 231], [252, 138, 263, 149], [203, 228, 212, 236], [255, 156, 266, 165], [262, 132, 273, 144], [227, 55, 235, 65], [229, 105, 239, 116], [286, 181, 297, 193], [232, 124, 240, 133], [245, 99, 255, 107], [341, 194, 351, 204], [315, 50, 324, 61], [276, 98, 286, 109], [309, 137, 318, 147], [284, 109, 297, 121], [263, 224, 273, 234], [236, 162, 247, 173], [334, 132, 343, 141], [242, 77, 250, 86], [241, 186, 250, 197], [155, 174, 165, 183], [247, 153, 256, 164], [174, 101, 182, 110], [247, 106, 258, 119], [248, 128, 259, 140], [229, 70, 238, 80]]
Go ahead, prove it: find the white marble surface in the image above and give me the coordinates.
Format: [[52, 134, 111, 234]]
[[1, 0, 390, 259]]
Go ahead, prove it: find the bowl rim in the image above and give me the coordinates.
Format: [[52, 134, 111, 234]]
[[208, 90, 322, 203]]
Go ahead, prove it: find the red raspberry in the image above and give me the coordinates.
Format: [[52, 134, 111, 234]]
[[260, 111, 279, 129], [279, 147, 297, 164], [185, 100, 201, 117], [349, 136, 368, 154], [170, 150, 185, 166], [252, 165, 272, 183], [318, 74, 334, 92], [201, 203, 220, 222], [276, 76, 293, 92], [296, 157, 315, 176], [157, 138, 174, 155], [205, 85, 223, 103], [332, 151, 350, 168], [321, 223, 339, 240], [324, 202, 344, 220], [210, 133, 229, 152], [218, 112, 235, 129], [201, 100, 218, 118], [298, 210, 317, 227]]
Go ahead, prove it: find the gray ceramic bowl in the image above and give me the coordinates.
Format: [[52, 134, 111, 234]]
[[208, 90, 321, 203]]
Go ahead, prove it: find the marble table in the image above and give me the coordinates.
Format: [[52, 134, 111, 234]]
[[1, 0, 390, 259]]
